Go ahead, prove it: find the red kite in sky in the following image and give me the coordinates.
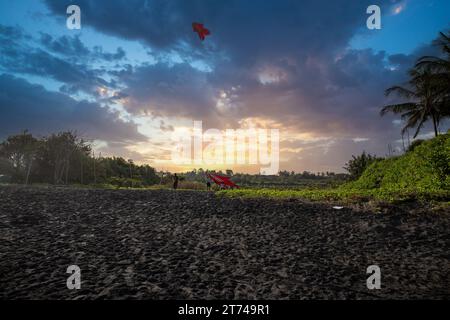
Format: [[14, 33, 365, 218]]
[[192, 22, 210, 41]]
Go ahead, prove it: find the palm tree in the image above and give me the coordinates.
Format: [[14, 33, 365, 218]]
[[416, 31, 450, 126], [416, 31, 449, 78], [381, 67, 441, 138]]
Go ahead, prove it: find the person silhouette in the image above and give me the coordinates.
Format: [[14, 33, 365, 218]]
[[173, 173, 179, 190]]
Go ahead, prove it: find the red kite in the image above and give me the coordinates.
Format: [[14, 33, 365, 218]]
[[192, 22, 210, 41]]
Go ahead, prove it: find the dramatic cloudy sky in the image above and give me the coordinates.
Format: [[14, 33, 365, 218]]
[[0, 0, 449, 173]]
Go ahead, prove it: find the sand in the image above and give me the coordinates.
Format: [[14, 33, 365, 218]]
[[0, 186, 448, 299]]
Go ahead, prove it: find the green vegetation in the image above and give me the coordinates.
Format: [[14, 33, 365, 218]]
[[346, 133, 449, 191], [219, 133, 450, 203], [217, 187, 448, 203], [0, 131, 160, 187], [343, 151, 381, 180]]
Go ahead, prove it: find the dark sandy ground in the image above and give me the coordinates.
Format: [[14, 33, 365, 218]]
[[0, 185, 449, 299]]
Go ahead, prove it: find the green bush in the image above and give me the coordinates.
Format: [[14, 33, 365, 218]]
[[108, 177, 144, 188], [407, 139, 424, 152], [343, 151, 381, 180], [349, 133, 449, 191]]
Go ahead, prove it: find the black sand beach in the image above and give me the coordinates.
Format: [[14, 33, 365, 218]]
[[0, 186, 449, 299]]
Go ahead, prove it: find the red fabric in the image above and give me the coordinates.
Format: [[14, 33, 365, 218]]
[[192, 22, 211, 41], [207, 173, 239, 188]]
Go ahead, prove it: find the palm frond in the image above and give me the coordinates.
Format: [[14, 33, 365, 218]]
[[380, 102, 417, 116], [400, 109, 422, 120], [385, 86, 416, 98], [435, 31, 450, 55], [416, 58, 450, 72]]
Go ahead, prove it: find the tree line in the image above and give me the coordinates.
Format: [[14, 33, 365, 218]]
[[0, 131, 159, 187], [0, 130, 350, 188]]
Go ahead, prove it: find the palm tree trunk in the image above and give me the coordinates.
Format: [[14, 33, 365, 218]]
[[432, 113, 438, 137]]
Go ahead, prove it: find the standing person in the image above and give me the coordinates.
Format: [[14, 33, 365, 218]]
[[205, 172, 212, 191], [173, 173, 179, 190]]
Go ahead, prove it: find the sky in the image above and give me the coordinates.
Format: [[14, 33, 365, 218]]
[[0, 0, 449, 174]]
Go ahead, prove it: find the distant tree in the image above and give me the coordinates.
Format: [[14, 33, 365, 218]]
[[343, 151, 381, 180], [0, 130, 39, 184], [37, 132, 90, 184], [0, 131, 161, 187], [279, 170, 289, 177], [141, 165, 159, 185]]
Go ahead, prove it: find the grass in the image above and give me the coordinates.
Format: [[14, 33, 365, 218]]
[[217, 187, 449, 203], [218, 133, 450, 205]]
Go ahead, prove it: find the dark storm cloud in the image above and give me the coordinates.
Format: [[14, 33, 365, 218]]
[[0, 24, 30, 45], [43, 0, 396, 60], [0, 24, 31, 57], [42, 0, 414, 131], [39, 33, 127, 61], [39, 33, 91, 57], [0, 74, 146, 144], [93, 46, 126, 61], [44, 0, 225, 49], [116, 62, 216, 116], [42, 0, 444, 139], [387, 43, 442, 69], [114, 45, 431, 138], [0, 46, 111, 94], [0, 25, 127, 95]]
